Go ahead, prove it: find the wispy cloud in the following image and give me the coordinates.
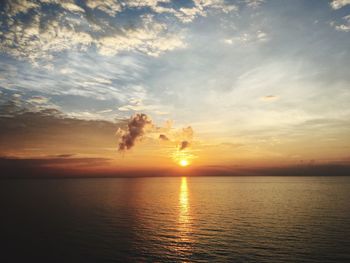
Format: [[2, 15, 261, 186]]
[[244, 0, 265, 8], [223, 30, 269, 45], [331, 15, 350, 32], [260, 95, 279, 101]]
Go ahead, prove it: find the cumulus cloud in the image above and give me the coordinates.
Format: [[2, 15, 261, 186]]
[[330, 0, 350, 9], [116, 112, 195, 153], [117, 113, 153, 151]]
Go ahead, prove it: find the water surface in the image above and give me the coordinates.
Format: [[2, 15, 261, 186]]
[[1, 176, 350, 262]]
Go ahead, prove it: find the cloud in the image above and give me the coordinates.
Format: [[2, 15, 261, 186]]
[[117, 96, 169, 116], [0, 11, 94, 63], [117, 113, 153, 151], [96, 15, 186, 57], [330, 0, 350, 9], [223, 30, 269, 45], [260, 95, 279, 101], [3, 0, 39, 16], [0, 156, 112, 178], [190, 162, 350, 177], [55, 154, 75, 158], [331, 15, 350, 32], [157, 125, 195, 151], [174, 126, 194, 150], [1, 156, 350, 178], [159, 134, 169, 141], [124, 0, 238, 23], [85, 0, 122, 16], [0, 97, 125, 155], [115, 113, 195, 153], [0, 0, 245, 64], [245, 0, 265, 8], [27, 96, 50, 104], [0, 1, 186, 63], [179, 140, 190, 150]]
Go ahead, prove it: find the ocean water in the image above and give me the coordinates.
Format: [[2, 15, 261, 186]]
[[1, 176, 350, 262]]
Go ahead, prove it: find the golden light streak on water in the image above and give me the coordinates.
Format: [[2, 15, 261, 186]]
[[177, 177, 193, 255], [179, 177, 189, 216]]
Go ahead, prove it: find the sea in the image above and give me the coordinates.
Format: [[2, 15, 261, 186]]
[[1, 176, 350, 262]]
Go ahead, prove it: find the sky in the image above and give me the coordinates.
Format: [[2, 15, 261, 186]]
[[0, 0, 350, 177]]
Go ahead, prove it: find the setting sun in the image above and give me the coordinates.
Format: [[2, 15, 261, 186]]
[[179, 160, 189, 167]]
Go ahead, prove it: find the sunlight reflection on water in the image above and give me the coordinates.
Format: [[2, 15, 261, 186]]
[[177, 177, 193, 255], [1, 177, 350, 262]]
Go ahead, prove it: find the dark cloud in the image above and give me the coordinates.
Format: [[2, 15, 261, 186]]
[[159, 134, 169, 141], [0, 156, 180, 178], [54, 154, 75, 158], [0, 98, 125, 154], [1, 156, 349, 178], [179, 140, 190, 151], [185, 162, 350, 177], [117, 113, 152, 151], [176, 126, 193, 150], [0, 156, 112, 178]]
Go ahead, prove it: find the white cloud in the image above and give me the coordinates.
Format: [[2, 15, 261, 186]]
[[223, 30, 269, 45], [0, 13, 93, 62], [331, 15, 350, 32], [0, 0, 260, 63], [330, 0, 350, 9], [124, 0, 237, 23], [27, 96, 50, 104], [223, 38, 233, 44], [59, 68, 75, 74], [335, 23, 350, 32], [67, 111, 106, 120], [96, 15, 186, 57], [0, 10, 185, 63], [86, 0, 122, 16], [245, 0, 265, 8], [59, 2, 84, 13]]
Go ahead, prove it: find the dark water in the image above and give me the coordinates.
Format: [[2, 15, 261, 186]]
[[1, 176, 350, 262]]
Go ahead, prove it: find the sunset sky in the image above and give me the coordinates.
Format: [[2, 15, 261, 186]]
[[0, 0, 350, 176]]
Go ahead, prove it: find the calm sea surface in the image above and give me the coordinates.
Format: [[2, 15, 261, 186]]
[[1, 176, 350, 262]]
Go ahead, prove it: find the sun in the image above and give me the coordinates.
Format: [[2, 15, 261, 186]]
[[179, 159, 189, 167]]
